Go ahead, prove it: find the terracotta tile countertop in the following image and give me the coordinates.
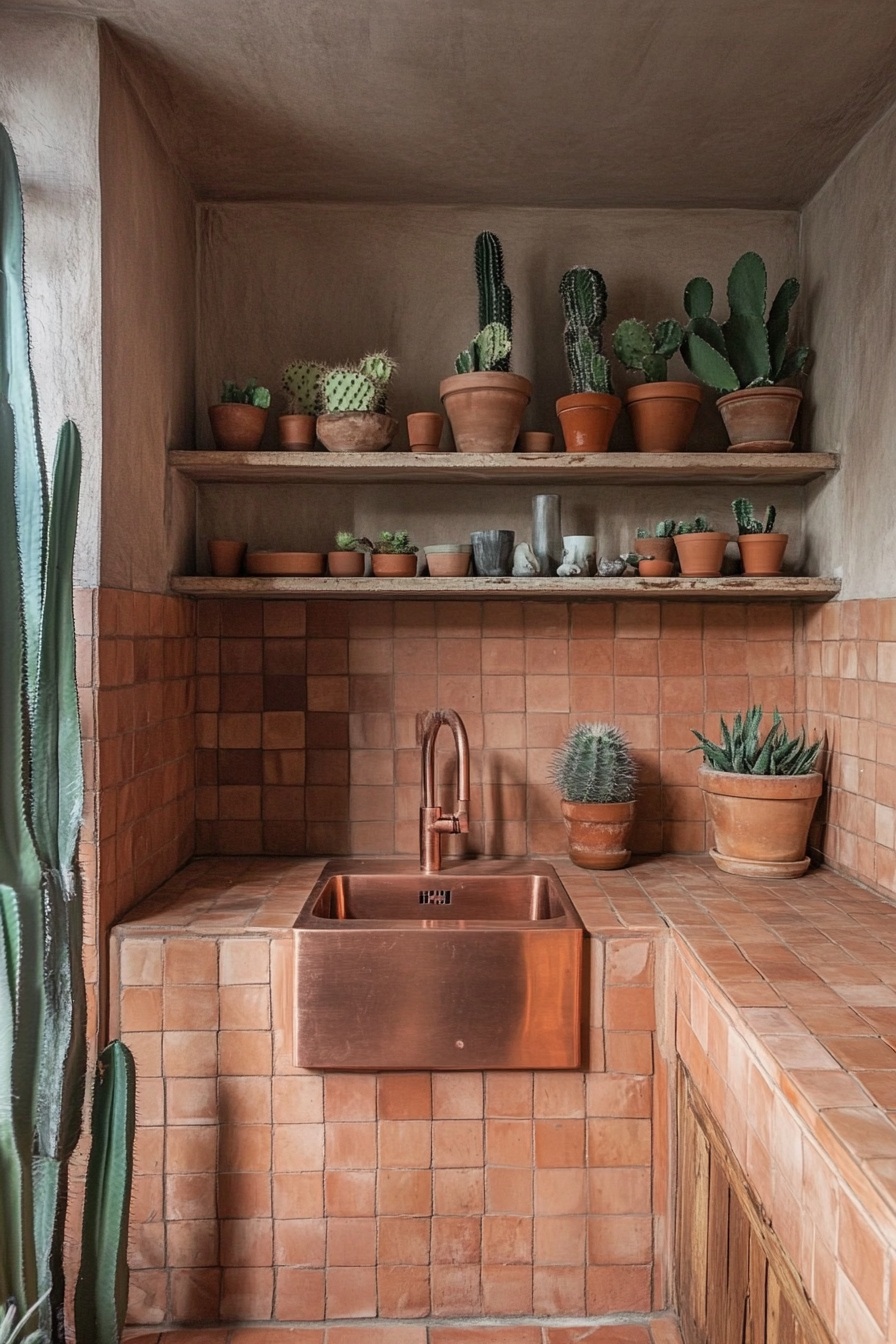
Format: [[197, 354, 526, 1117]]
[[120, 852, 896, 1231]]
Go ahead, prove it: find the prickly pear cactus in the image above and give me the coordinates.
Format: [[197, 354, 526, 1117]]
[[454, 322, 511, 375], [282, 360, 324, 416], [358, 351, 396, 388], [613, 317, 683, 382], [323, 368, 378, 414]]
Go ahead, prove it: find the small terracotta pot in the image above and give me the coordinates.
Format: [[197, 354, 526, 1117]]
[[372, 553, 418, 577], [673, 532, 730, 577], [208, 403, 268, 451], [246, 551, 325, 576], [407, 412, 444, 451], [278, 414, 316, 450], [316, 412, 398, 452], [556, 392, 622, 453], [625, 382, 702, 453], [328, 551, 365, 576], [698, 767, 822, 877], [426, 552, 471, 577], [440, 372, 532, 453], [638, 559, 674, 577], [738, 533, 788, 576], [208, 539, 247, 576], [560, 799, 635, 870], [632, 536, 675, 565], [717, 386, 802, 450], [518, 431, 554, 453]]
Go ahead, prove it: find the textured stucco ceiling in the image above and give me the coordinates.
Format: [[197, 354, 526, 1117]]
[[14, 0, 896, 206]]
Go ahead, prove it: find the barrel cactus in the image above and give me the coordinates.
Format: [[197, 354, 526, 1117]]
[[560, 266, 612, 395], [613, 318, 683, 382], [550, 723, 637, 804], [454, 232, 514, 373]]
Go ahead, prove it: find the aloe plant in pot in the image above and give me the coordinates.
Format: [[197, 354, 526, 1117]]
[[556, 267, 621, 452], [440, 232, 532, 453], [692, 708, 822, 877], [551, 723, 637, 869], [0, 122, 135, 1343], [613, 317, 702, 453]]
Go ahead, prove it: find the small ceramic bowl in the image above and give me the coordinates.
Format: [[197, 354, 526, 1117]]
[[246, 551, 325, 576]]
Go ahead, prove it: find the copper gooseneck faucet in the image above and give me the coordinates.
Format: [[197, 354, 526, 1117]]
[[419, 709, 470, 873]]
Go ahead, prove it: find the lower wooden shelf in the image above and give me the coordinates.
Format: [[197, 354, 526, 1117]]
[[170, 575, 840, 602]]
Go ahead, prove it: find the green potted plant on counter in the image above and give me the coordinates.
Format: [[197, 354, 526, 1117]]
[[732, 498, 787, 575], [371, 530, 419, 577], [316, 352, 399, 453], [680, 252, 810, 450], [556, 266, 621, 453], [440, 232, 532, 453], [633, 518, 676, 565], [328, 530, 371, 577], [281, 359, 324, 449], [209, 377, 271, 450], [692, 707, 822, 877], [551, 723, 638, 869], [673, 516, 731, 577], [613, 317, 702, 453]]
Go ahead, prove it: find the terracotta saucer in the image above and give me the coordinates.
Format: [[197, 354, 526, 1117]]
[[246, 551, 325, 576], [710, 848, 810, 878], [726, 441, 794, 453]]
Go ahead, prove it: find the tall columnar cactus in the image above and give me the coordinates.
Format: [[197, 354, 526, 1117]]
[[454, 232, 514, 374], [281, 360, 324, 416], [681, 252, 810, 392], [0, 122, 135, 1342], [732, 497, 777, 534], [613, 318, 683, 382], [559, 267, 613, 395]]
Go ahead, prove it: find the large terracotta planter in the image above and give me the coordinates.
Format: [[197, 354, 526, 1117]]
[[673, 532, 730, 577], [440, 372, 532, 453], [717, 386, 802, 451], [556, 392, 621, 453], [698, 767, 823, 878], [279, 414, 316, 449], [560, 799, 635, 870], [328, 551, 365, 576], [209, 403, 268, 451], [738, 533, 788, 576], [625, 382, 702, 453], [372, 553, 418, 577], [316, 412, 397, 452]]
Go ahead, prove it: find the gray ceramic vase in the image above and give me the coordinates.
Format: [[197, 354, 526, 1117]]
[[471, 529, 515, 576]]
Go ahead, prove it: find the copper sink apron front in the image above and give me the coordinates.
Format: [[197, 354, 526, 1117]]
[[293, 859, 584, 1070]]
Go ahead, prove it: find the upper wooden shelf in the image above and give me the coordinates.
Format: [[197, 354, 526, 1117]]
[[169, 450, 839, 487]]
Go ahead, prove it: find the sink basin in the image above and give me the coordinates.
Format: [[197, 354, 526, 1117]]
[[293, 859, 584, 1070]]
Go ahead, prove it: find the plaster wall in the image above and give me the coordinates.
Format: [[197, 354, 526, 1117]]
[[802, 100, 896, 600], [99, 30, 196, 593], [0, 12, 102, 588]]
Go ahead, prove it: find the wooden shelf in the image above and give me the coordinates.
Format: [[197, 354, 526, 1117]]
[[171, 575, 841, 603], [170, 450, 839, 487]]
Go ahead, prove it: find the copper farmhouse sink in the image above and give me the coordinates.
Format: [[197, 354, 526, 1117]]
[[293, 859, 584, 1070]]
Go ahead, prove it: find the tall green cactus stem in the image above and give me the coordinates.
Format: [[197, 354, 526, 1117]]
[[613, 318, 683, 383], [282, 361, 324, 416], [1, 121, 136, 1343], [474, 232, 512, 371], [74, 1043, 136, 1344], [560, 267, 612, 395], [732, 497, 776, 534]]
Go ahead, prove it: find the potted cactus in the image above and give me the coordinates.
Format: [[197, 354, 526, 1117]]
[[732, 498, 787, 575], [556, 266, 621, 453], [316, 352, 399, 452], [440, 232, 532, 453], [550, 723, 638, 869], [692, 708, 822, 877], [613, 318, 702, 452], [681, 252, 810, 450], [371, 530, 419, 577], [280, 359, 324, 449], [328, 530, 370, 577], [633, 518, 676, 565], [208, 377, 271, 450], [673, 516, 731, 577]]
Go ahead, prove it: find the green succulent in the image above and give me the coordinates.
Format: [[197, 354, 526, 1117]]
[[676, 516, 710, 535], [220, 377, 271, 408], [559, 266, 612, 395], [613, 318, 683, 382], [691, 707, 822, 776], [636, 519, 676, 540], [550, 723, 637, 804], [322, 353, 397, 413], [732, 498, 777, 535], [374, 530, 418, 555], [455, 322, 511, 374]]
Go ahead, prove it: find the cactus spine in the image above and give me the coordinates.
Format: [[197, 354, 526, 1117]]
[[560, 267, 612, 395], [0, 121, 135, 1343], [613, 318, 683, 382], [455, 233, 514, 374]]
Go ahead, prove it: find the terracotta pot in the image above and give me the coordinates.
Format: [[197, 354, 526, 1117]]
[[440, 372, 532, 453], [556, 392, 622, 453], [327, 551, 365, 576], [407, 412, 444, 451], [316, 412, 398, 452], [207, 539, 246, 576], [738, 533, 788, 576], [208, 403, 267, 451], [638, 559, 674, 577], [698, 767, 823, 878], [278, 414, 316, 450], [560, 799, 635, 870], [426, 552, 471, 577], [518, 431, 554, 453], [246, 551, 325, 576], [716, 386, 802, 450], [625, 381, 702, 453], [673, 532, 730, 577], [372, 553, 418, 577], [632, 536, 675, 565]]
